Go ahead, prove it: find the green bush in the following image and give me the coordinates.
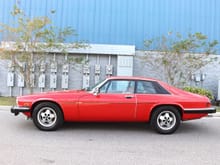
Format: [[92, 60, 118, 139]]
[[183, 86, 214, 100]]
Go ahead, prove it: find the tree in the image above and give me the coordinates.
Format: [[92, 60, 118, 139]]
[[142, 32, 218, 87], [0, 5, 86, 94]]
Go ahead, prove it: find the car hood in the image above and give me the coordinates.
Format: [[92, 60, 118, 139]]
[[17, 90, 89, 100]]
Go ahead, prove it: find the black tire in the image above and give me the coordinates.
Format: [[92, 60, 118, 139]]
[[32, 102, 64, 131], [150, 106, 181, 134]]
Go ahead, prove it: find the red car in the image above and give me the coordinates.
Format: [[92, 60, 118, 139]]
[[11, 76, 216, 134]]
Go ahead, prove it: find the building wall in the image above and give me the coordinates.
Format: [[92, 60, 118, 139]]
[[0, 60, 8, 96], [0, 0, 220, 52], [1, 0, 220, 97], [134, 51, 220, 97], [0, 53, 117, 96], [1, 51, 220, 97]]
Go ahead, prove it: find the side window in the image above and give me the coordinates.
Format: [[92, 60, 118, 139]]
[[136, 81, 156, 94], [136, 80, 170, 94], [99, 80, 135, 94]]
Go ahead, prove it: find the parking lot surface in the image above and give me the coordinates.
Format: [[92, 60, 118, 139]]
[[0, 109, 220, 165]]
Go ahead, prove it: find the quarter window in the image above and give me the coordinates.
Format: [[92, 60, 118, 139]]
[[136, 81, 156, 94], [136, 80, 170, 94]]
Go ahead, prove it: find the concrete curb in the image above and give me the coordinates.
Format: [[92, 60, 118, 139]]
[[208, 112, 220, 117], [0, 106, 11, 111]]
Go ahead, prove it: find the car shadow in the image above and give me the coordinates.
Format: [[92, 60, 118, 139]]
[[62, 122, 154, 133], [15, 116, 218, 136], [60, 120, 217, 135]]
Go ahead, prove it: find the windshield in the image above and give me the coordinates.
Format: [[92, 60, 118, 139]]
[[83, 79, 107, 92]]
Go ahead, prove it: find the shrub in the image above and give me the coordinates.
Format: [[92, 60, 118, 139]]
[[183, 86, 214, 100]]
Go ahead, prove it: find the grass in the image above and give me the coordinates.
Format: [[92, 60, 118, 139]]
[[0, 97, 16, 106], [216, 106, 220, 112]]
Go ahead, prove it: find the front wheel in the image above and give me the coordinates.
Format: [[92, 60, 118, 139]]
[[32, 102, 64, 131], [150, 106, 181, 134]]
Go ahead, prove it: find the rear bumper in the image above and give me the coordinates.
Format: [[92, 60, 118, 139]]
[[184, 107, 216, 114], [11, 106, 30, 116]]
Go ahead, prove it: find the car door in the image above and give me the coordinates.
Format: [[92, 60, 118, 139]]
[[78, 80, 137, 121], [135, 80, 171, 121]]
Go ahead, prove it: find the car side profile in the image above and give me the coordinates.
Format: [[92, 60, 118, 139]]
[[11, 76, 216, 134]]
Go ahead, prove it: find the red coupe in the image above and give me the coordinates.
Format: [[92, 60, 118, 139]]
[[11, 76, 216, 134]]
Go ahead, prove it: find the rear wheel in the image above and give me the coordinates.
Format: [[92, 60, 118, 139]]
[[32, 102, 64, 131], [150, 106, 181, 134]]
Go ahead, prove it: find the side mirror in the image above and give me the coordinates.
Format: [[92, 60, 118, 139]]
[[93, 87, 99, 96]]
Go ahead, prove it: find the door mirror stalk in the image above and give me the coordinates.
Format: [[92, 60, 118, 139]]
[[93, 87, 99, 96]]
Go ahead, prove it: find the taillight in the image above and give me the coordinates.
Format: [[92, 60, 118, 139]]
[[206, 102, 211, 107]]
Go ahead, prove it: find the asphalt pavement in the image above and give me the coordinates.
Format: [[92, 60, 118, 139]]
[[0, 108, 220, 165]]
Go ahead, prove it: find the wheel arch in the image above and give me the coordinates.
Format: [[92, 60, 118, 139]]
[[31, 100, 64, 118], [150, 104, 183, 121]]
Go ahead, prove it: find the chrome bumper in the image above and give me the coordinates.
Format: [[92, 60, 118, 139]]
[[184, 107, 216, 114], [11, 106, 30, 116]]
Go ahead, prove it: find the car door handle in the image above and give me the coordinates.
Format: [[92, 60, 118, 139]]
[[125, 95, 134, 99]]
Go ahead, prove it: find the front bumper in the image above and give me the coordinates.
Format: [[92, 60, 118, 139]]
[[11, 106, 30, 116], [184, 107, 216, 114]]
